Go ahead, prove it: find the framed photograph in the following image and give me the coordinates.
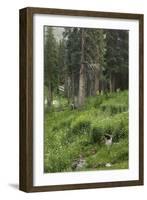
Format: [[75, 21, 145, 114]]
[[19, 7, 144, 192]]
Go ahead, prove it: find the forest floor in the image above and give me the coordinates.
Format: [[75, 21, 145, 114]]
[[44, 90, 129, 173]]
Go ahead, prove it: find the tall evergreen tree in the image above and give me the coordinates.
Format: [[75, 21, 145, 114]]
[[44, 27, 58, 106], [63, 28, 106, 107], [57, 39, 66, 85], [63, 28, 81, 105], [105, 29, 128, 92]]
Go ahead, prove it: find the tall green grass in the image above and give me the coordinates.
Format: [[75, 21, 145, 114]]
[[44, 90, 129, 172]]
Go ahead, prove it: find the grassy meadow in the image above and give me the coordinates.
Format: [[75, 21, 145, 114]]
[[44, 90, 129, 173]]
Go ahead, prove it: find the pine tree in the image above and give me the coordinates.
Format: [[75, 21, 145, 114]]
[[105, 29, 128, 92], [57, 39, 66, 85], [44, 27, 58, 106], [63, 27, 106, 107]]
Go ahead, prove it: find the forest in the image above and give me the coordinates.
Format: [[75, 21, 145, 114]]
[[44, 26, 129, 173]]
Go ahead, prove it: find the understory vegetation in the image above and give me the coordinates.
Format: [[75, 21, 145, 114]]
[[44, 26, 129, 173], [44, 90, 128, 173]]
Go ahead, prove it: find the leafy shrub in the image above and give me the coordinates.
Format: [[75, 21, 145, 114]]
[[90, 123, 104, 144], [112, 112, 128, 142], [70, 115, 91, 135], [90, 112, 128, 144]]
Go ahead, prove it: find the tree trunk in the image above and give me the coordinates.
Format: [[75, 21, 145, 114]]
[[71, 71, 75, 104], [94, 64, 100, 95], [78, 63, 85, 107], [48, 80, 52, 107], [109, 72, 112, 93], [78, 29, 85, 107], [109, 72, 115, 92], [64, 76, 71, 104], [112, 75, 115, 92]]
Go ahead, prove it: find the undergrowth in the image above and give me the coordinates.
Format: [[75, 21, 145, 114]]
[[44, 90, 129, 172]]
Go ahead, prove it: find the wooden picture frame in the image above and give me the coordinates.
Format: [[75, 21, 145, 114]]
[[19, 7, 144, 192]]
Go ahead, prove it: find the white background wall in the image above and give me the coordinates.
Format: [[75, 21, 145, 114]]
[[0, 0, 146, 199]]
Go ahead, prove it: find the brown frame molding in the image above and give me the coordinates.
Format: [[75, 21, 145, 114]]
[[19, 7, 144, 192]]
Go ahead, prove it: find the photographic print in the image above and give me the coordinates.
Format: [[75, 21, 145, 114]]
[[44, 26, 129, 173], [19, 7, 143, 192]]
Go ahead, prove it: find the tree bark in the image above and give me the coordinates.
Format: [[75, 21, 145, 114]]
[[71, 71, 75, 104], [48, 80, 52, 107], [112, 75, 115, 92], [78, 29, 85, 107], [64, 76, 71, 104], [94, 64, 100, 94], [78, 63, 85, 107], [109, 72, 115, 92]]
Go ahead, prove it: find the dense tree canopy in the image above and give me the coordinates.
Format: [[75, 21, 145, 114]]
[[44, 26, 128, 108]]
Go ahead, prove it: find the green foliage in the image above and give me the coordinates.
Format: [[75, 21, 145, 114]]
[[90, 112, 128, 144], [70, 115, 91, 135], [44, 27, 58, 91], [86, 139, 128, 169], [43, 25, 129, 172], [84, 95, 105, 109], [44, 91, 129, 172], [104, 29, 128, 91], [105, 30, 128, 73], [57, 39, 66, 84], [90, 124, 104, 144], [44, 27, 128, 111], [100, 90, 128, 114]]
